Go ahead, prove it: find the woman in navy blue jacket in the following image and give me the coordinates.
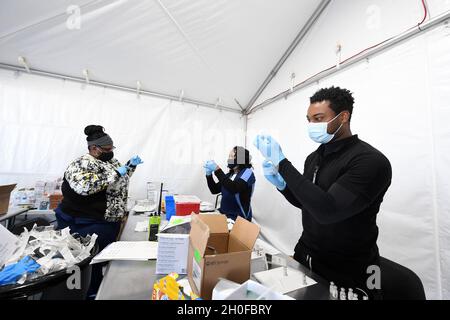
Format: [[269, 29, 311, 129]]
[[204, 146, 255, 221]]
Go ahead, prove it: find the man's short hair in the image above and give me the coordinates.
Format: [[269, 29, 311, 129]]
[[310, 86, 355, 120]]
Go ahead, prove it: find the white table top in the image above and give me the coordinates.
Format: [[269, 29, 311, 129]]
[[0, 206, 32, 222]]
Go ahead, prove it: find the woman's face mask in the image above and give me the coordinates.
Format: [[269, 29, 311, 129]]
[[307, 112, 344, 144], [227, 162, 237, 169], [95, 145, 115, 162], [98, 151, 114, 162], [227, 150, 237, 169]]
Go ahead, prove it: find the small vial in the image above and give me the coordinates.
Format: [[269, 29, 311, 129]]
[[332, 287, 339, 299], [347, 288, 354, 300], [329, 282, 337, 300], [353, 293, 358, 300], [339, 288, 346, 300], [329, 282, 335, 295]]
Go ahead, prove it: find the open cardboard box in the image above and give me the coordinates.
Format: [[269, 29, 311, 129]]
[[0, 184, 16, 215], [187, 214, 260, 300]]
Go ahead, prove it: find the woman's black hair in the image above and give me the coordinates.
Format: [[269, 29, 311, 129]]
[[229, 146, 253, 172], [84, 125, 107, 142], [84, 125, 108, 151]]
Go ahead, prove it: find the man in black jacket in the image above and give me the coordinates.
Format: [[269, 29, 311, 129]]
[[254, 86, 392, 300]]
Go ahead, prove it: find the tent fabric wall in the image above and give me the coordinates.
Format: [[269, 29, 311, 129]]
[[246, 24, 450, 300], [0, 68, 246, 204], [0, 0, 449, 301], [254, 0, 450, 107], [427, 26, 450, 299], [0, 0, 322, 109]]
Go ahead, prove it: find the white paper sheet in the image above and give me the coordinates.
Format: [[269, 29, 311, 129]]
[[134, 221, 149, 232], [91, 241, 158, 264], [0, 223, 19, 268], [253, 267, 317, 294]]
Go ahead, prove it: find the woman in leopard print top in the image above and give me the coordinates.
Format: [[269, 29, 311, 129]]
[[55, 125, 143, 298]]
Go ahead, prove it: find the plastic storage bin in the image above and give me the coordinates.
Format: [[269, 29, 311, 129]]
[[173, 195, 201, 216]]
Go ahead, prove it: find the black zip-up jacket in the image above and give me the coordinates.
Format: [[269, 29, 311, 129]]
[[278, 135, 392, 292], [206, 168, 253, 220]]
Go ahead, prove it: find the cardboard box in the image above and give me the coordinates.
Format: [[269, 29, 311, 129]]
[[187, 214, 260, 300], [49, 193, 63, 210], [0, 184, 16, 215], [156, 216, 191, 275]]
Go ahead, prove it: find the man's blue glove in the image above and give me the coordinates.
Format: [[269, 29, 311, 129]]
[[253, 135, 286, 166], [117, 166, 128, 177], [0, 256, 41, 285], [262, 160, 286, 191], [204, 160, 218, 176], [129, 155, 144, 167]]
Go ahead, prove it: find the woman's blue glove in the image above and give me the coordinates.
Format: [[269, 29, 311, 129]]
[[253, 135, 286, 166], [116, 166, 128, 177], [0, 256, 41, 285], [262, 160, 286, 191], [204, 160, 218, 176], [129, 155, 144, 166]]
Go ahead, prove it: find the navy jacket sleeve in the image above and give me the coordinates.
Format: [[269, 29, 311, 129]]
[[206, 175, 222, 195], [278, 153, 392, 225], [215, 169, 249, 194]]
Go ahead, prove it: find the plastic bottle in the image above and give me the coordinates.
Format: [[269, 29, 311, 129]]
[[329, 282, 338, 299], [147, 182, 157, 207], [347, 288, 354, 300], [329, 282, 335, 294], [339, 288, 346, 300], [165, 195, 176, 221], [331, 284, 339, 299]]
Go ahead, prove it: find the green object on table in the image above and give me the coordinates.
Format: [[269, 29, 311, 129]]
[[148, 215, 161, 241], [172, 218, 184, 225], [194, 249, 202, 263], [149, 215, 161, 225]]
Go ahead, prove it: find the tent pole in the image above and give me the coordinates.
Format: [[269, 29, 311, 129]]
[[243, 0, 331, 112], [0, 63, 241, 114], [243, 113, 249, 148], [247, 10, 450, 115]]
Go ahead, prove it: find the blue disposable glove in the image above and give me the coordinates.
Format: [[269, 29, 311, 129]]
[[116, 166, 128, 177], [253, 135, 286, 166], [262, 160, 286, 191], [204, 160, 218, 176], [129, 155, 144, 167], [0, 256, 41, 285]]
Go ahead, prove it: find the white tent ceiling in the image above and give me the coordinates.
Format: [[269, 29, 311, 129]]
[[0, 0, 323, 111]]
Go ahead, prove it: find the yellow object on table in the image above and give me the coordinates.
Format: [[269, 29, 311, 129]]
[[152, 273, 200, 300]]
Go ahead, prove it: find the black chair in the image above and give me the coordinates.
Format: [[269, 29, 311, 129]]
[[380, 256, 426, 300]]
